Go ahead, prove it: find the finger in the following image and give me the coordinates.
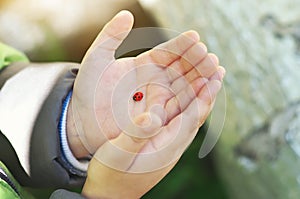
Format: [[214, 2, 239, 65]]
[[193, 53, 219, 77], [135, 30, 200, 67], [164, 42, 208, 84], [197, 79, 222, 108], [156, 80, 222, 150], [83, 10, 134, 63], [169, 59, 222, 98], [169, 68, 202, 95], [182, 53, 218, 81], [168, 53, 216, 91], [165, 77, 208, 123], [93, 112, 162, 172], [168, 64, 223, 105], [74, 11, 134, 110], [126, 76, 223, 172], [165, 64, 224, 123], [136, 81, 222, 163], [209, 66, 226, 81], [178, 42, 208, 71]]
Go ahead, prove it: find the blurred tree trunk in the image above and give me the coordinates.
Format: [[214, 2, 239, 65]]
[[140, 0, 300, 198]]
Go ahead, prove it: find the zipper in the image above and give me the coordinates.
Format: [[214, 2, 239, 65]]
[[0, 167, 20, 197]]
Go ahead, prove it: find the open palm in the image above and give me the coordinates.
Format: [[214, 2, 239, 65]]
[[70, 11, 224, 171]]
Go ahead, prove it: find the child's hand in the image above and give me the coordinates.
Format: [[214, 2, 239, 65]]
[[81, 66, 223, 199], [67, 10, 224, 198], [67, 11, 224, 161]]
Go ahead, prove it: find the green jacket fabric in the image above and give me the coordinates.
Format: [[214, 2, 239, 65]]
[[0, 43, 31, 198], [0, 43, 29, 71], [0, 161, 34, 199]]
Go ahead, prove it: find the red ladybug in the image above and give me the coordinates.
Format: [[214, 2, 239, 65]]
[[133, 92, 143, 101]]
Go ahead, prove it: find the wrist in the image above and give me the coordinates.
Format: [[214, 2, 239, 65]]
[[66, 97, 90, 159]]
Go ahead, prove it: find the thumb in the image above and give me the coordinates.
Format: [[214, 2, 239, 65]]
[[92, 112, 162, 172], [83, 10, 134, 62], [72, 10, 134, 120]]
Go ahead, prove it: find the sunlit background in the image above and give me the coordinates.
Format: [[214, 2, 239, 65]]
[[0, 0, 157, 61], [2, 0, 300, 198]]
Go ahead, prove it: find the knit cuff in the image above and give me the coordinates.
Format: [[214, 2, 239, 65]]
[[58, 90, 89, 175]]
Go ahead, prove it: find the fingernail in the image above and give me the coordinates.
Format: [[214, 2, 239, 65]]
[[184, 30, 200, 42], [209, 53, 219, 65], [199, 42, 208, 53], [209, 66, 225, 81], [218, 66, 226, 80]]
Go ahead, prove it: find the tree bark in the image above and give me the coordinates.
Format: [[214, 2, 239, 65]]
[[140, 0, 300, 198]]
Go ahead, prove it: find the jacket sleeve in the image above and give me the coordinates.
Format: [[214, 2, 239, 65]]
[[0, 43, 88, 189], [50, 189, 86, 199], [1, 160, 86, 199], [0, 161, 35, 199]]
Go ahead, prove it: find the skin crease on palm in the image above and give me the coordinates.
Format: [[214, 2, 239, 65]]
[[64, 10, 225, 198]]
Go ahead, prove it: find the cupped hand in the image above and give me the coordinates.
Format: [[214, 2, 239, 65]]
[[66, 10, 225, 199], [68, 11, 224, 161]]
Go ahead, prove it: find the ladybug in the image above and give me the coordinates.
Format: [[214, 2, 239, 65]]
[[133, 92, 143, 101]]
